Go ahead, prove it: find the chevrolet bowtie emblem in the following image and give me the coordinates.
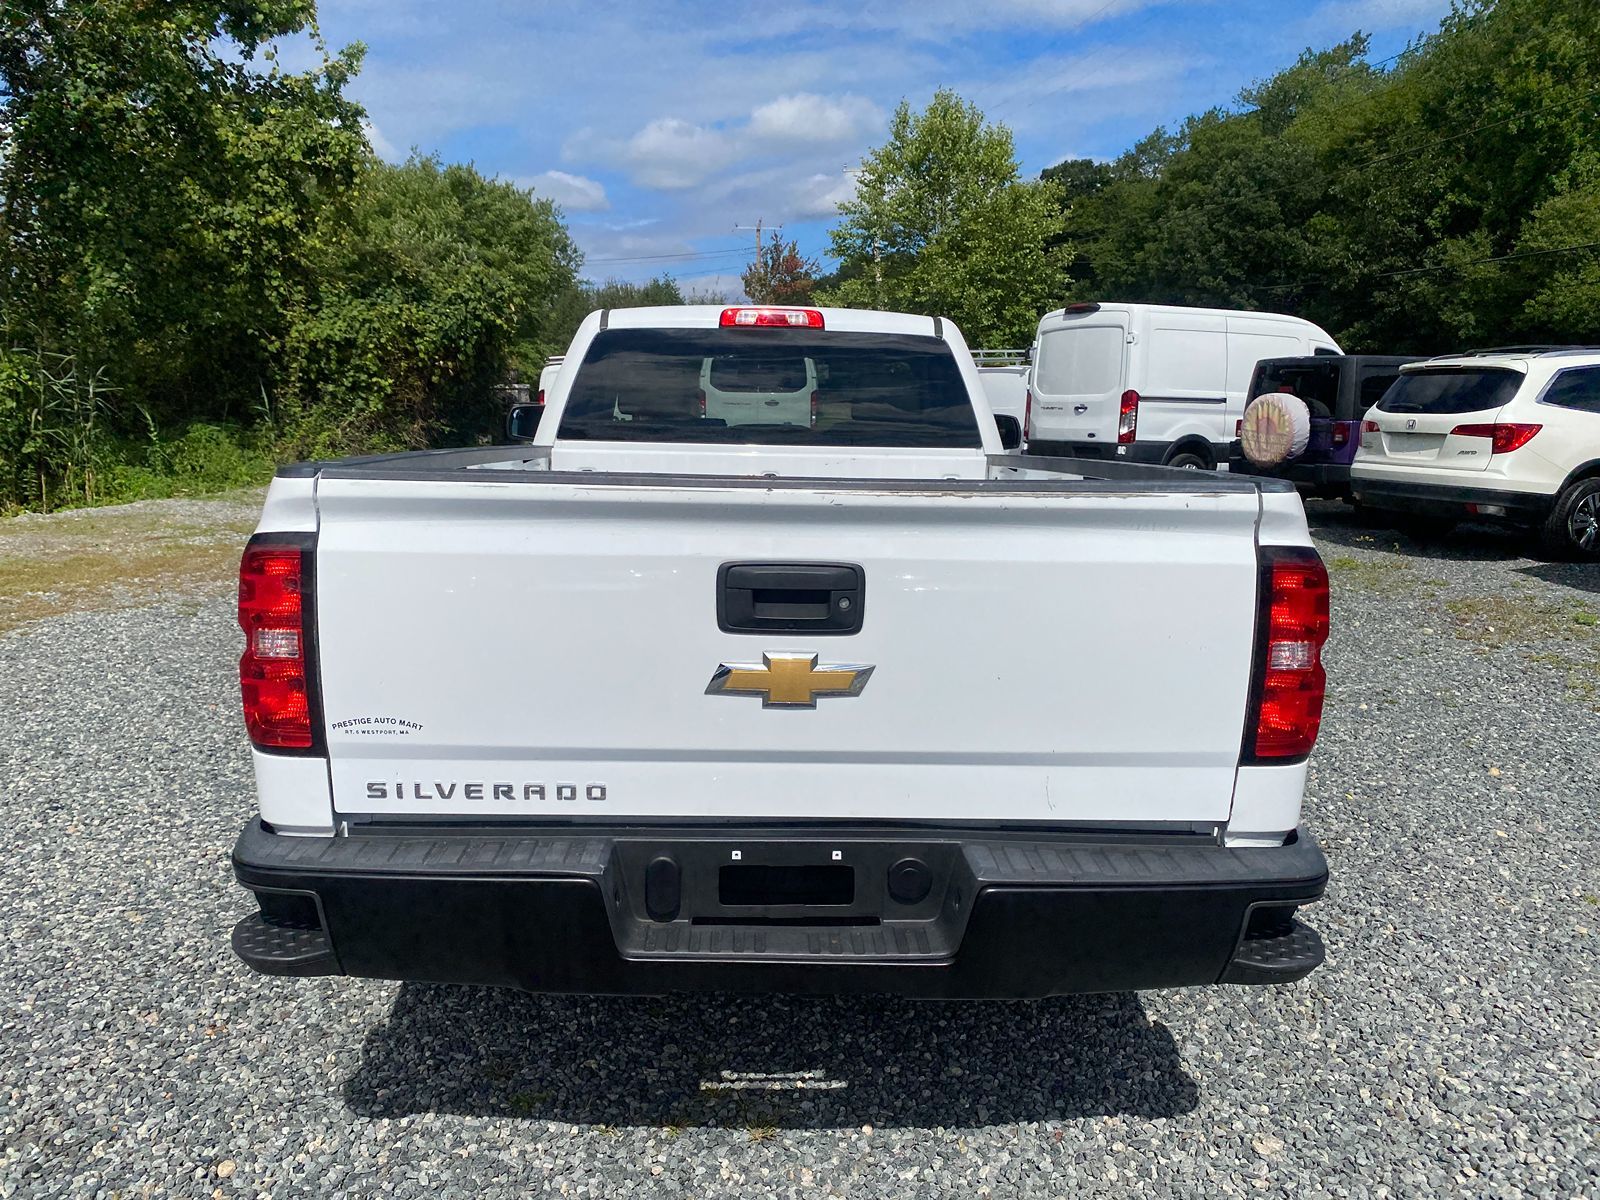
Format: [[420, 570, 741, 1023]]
[[706, 653, 874, 708]]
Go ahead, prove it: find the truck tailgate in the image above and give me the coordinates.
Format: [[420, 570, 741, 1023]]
[[312, 475, 1262, 826]]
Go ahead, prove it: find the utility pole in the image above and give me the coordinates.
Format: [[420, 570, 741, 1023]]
[[734, 220, 781, 301]]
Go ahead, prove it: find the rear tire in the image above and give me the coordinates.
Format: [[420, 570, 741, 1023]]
[[1541, 478, 1600, 560], [1166, 450, 1211, 471]]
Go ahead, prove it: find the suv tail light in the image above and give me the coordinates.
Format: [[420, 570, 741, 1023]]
[[238, 536, 320, 752], [1330, 420, 1353, 447], [1362, 419, 1380, 433], [1117, 390, 1139, 444], [720, 307, 824, 328], [1449, 422, 1541, 454], [1245, 547, 1329, 762]]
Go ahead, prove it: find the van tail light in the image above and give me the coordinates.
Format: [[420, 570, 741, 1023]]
[[1331, 420, 1352, 447], [1245, 547, 1329, 762], [1117, 390, 1139, 444], [697, 388, 707, 418], [1449, 422, 1541, 454], [1024, 389, 1033, 440], [238, 535, 320, 752], [810, 390, 818, 426], [720, 307, 824, 328]]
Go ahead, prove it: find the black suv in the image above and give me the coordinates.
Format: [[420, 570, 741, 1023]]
[[1228, 355, 1422, 498]]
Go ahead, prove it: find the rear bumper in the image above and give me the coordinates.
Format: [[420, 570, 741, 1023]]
[[1227, 444, 1351, 493], [1027, 439, 1189, 466], [232, 820, 1328, 997], [1350, 477, 1552, 520]]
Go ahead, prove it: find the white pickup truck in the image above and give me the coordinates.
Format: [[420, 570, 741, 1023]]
[[230, 304, 1330, 998]]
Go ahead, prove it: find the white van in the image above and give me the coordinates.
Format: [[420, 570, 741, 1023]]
[[698, 352, 818, 427], [976, 363, 1029, 430], [1027, 303, 1342, 468]]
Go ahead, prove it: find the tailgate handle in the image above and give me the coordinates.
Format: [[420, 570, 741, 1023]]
[[718, 563, 864, 635]]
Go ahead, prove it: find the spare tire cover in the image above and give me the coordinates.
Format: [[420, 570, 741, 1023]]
[[1241, 392, 1312, 467]]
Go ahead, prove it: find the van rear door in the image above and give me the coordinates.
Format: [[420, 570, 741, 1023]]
[[1029, 311, 1128, 444]]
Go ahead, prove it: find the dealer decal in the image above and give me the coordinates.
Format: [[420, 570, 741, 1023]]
[[332, 715, 424, 736]]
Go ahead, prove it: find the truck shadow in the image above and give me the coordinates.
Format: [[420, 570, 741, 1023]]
[[342, 984, 1199, 1129]]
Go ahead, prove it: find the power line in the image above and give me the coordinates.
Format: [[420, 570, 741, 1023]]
[[583, 246, 753, 264], [1347, 82, 1600, 173], [1247, 239, 1600, 295]]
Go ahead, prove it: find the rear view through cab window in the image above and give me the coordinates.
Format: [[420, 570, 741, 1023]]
[[559, 327, 981, 447]]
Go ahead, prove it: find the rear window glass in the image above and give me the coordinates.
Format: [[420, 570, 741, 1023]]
[[708, 355, 810, 393], [1377, 369, 1521, 416], [559, 328, 981, 448], [1251, 362, 1339, 418], [1034, 325, 1123, 395], [1360, 373, 1401, 411]]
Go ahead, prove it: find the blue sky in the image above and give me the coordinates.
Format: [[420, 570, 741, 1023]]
[[306, 0, 1457, 296]]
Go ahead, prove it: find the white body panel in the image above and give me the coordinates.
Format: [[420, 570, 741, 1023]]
[[1354, 352, 1600, 497], [976, 365, 1029, 427], [311, 477, 1264, 825], [1028, 304, 1341, 462]]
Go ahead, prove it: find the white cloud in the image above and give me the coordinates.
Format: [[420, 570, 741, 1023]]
[[793, 170, 859, 219], [363, 119, 401, 163], [747, 94, 881, 146], [619, 118, 737, 190], [523, 169, 609, 212]]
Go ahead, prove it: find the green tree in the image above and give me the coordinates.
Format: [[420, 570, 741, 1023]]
[[0, 0, 368, 423], [1050, 2, 1600, 353], [278, 156, 580, 455], [742, 233, 821, 304], [817, 90, 1066, 345]]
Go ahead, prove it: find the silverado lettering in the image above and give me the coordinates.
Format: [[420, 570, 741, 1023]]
[[364, 782, 607, 802]]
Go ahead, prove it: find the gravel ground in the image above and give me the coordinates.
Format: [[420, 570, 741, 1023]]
[[1, 501, 1597, 1198]]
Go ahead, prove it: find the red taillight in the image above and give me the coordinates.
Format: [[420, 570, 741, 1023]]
[[719, 307, 824, 329], [1362, 419, 1380, 433], [810, 390, 818, 426], [238, 539, 316, 751], [1024, 389, 1033, 441], [1246, 548, 1329, 762], [1449, 422, 1541, 454], [1235, 418, 1244, 439], [1331, 420, 1352, 447], [1117, 390, 1139, 444], [697, 388, 707, 418], [535, 388, 545, 407]]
